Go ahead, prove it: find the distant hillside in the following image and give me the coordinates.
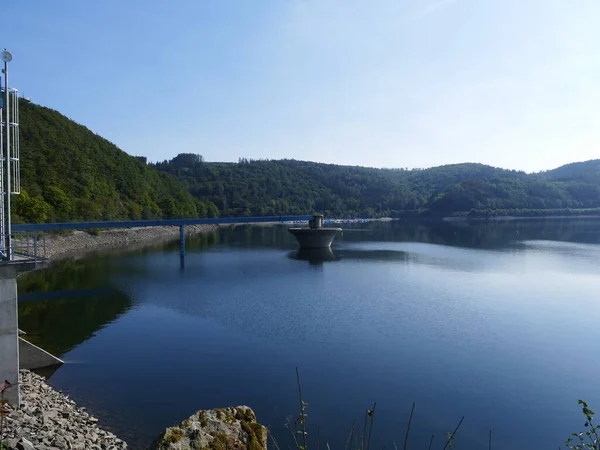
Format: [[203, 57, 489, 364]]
[[17, 100, 218, 223], [541, 160, 600, 182], [152, 155, 600, 218], [15, 98, 600, 222]]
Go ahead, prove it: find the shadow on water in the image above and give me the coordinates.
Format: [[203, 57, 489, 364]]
[[288, 247, 410, 266], [18, 258, 133, 358], [15, 232, 225, 359], [288, 248, 339, 265], [18, 292, 132, 358]]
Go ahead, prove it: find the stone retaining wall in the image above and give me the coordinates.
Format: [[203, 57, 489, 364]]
[[39, 224, 218, 260]]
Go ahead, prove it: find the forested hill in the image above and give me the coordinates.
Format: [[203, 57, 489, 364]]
[[14, 98, 600, 222], [151, 154, 600, 218], [16, 100, 219, 223]]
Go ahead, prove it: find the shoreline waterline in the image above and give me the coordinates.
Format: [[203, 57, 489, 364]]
[[2, 370, 128, 449], [40, 224, 218, 261]]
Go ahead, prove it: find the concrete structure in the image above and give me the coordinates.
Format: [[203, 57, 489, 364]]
[[19, 337, 64, 370], [0, 260, 42, 404], [288, 214, 342, 249], [0, 51, 59, 405]]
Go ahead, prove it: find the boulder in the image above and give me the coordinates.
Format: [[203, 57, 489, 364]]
[[150, 406, 267, 450]]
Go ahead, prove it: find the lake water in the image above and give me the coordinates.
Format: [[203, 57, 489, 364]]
[[17, 220, 600, 450]]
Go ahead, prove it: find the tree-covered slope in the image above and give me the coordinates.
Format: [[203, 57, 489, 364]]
[[15, 97, 600, 222], [541, 159, 600, 181], [152, 155, 600, 218], [16, 100, 218, 223], [152, 157, 418, 217]]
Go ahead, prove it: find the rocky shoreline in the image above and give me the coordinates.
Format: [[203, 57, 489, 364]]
[[1, 370, 127, 450], [1, 371, 267, 450], [40, 225, 218, 260]]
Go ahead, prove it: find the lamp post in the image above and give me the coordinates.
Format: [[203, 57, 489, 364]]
[[1, 49, 12, 260]]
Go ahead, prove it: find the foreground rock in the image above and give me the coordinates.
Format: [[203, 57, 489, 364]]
[[150, 406, 267, 450], [1, 370, 127, 450]]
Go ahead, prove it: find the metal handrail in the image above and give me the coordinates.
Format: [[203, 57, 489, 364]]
[[1, 232, 47, 262]]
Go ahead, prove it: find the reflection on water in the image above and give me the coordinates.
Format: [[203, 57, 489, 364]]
[[519, 239, 600, 261], [337, 219, 600, 249], [208, 219, 600, 251], [288, 248, 410, 266], [289, 248, 339, 265], [18, 258, 133, 357], [336, 248, 410, 262], [19, 291, 131, 358]]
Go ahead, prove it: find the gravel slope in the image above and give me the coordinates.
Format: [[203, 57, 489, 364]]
[[39, 225, 218, 260]]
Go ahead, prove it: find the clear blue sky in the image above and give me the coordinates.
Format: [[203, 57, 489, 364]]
[[1, 0, 599, 172]]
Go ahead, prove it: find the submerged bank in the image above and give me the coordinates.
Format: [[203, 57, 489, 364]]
[[40, 224, 218, 260]]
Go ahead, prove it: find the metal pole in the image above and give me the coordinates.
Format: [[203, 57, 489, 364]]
[[179, 225, 186, 271], [3, 57, 11, 260], [179, 224, 185, 258], [0, 76, 3, 259]]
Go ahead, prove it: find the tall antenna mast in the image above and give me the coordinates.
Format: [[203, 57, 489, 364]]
[[1, 49, 20, 261]]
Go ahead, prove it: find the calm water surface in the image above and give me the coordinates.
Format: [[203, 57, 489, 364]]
[[18, 220, 600, 450]]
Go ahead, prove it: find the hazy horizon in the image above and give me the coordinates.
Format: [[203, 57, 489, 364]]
[[150, 151, 597, 174], [2, 0, 599, 172]]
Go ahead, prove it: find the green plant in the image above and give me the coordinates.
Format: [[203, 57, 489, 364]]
[[402, 402, 415, 450], [284, 370, 376, 450], [279, 373, 600, 450], [13, 189, 51, 223], [236, 407, 256, 423], [288, 368, 308, 450], [47, 229, 74, 235], [241, 420, 265, 450], [208, 432, 245, 450], [278, 368, 478, 450], [565, 400, 600, 450], [163, 427, 184, 444], [199, 410, 208, 427], [441, 416, 464, 450]]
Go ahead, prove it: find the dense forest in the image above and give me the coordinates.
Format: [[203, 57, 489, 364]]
[[14, 98, 600, 222], [15, 99, 219, 223], [151, 154, 600, 218]]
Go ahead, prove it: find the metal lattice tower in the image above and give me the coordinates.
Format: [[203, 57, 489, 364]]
[[0, 49, 20, 260]]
